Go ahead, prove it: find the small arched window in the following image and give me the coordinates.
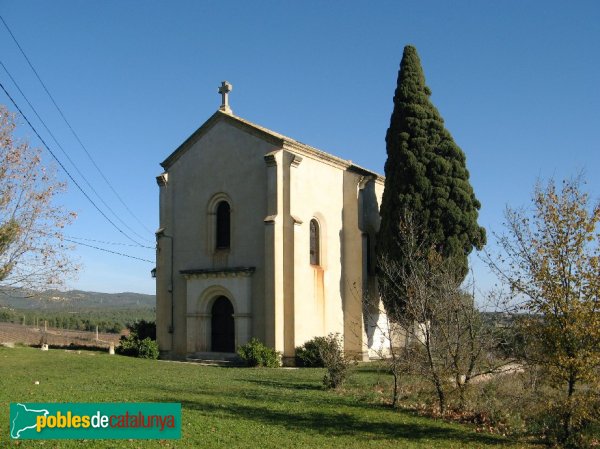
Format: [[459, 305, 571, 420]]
[[216, 201, 230, 249], [309, 219, 320, 266]]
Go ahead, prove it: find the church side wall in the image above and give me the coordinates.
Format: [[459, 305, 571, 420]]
[[285, 150, 345, 350]]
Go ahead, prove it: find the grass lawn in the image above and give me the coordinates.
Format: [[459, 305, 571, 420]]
[[0, 347, 539, 448]]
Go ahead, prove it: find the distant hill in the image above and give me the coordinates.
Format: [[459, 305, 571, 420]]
[[0, 288, 155, 311]]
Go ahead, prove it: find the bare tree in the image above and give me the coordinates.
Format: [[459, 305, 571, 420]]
[[0, 105, 77, 291], [374, 214, 510, 413]]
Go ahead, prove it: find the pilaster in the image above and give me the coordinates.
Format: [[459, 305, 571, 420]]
[[263, 150, 285, 352], [285, 153, 303, 361]]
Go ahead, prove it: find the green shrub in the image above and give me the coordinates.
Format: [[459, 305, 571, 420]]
[[137, 337, 159, 359], [116, 334, 139, 357], [320, 333, 353, 389], [295, 336, 328, 367], [237, 338, 280, 367], [116, 335, 159, 360]]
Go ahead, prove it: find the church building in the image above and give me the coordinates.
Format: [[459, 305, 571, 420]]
[[155, 82, 388, 363]]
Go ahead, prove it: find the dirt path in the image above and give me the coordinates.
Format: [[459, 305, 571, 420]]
[[0, 322, 121, 348]]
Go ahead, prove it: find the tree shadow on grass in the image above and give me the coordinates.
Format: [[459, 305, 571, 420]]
[[163, 395, 511, 446], [149, 383, 349, 412], [150, 379, 387, 414], [242, 378, 323, 391]]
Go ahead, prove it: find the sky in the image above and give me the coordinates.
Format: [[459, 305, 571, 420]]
[[0, 1, 598, 295]]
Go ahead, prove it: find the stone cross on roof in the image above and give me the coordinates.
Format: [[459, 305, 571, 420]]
[[218, 81, 233, 114]]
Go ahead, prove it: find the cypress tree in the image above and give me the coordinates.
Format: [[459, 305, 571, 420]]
[[377, 45, 486, 314]]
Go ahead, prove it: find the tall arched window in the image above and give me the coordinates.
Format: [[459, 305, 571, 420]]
[[216, 201, 230, 249], [310, 219, 320, 266]]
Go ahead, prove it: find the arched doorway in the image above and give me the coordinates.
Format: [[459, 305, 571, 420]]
[[211, 296, 235, 352]]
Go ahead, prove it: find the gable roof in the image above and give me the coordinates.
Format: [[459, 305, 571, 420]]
[[160, 111, 384, 183]]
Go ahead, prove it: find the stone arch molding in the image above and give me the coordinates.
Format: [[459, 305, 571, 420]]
[[207, 192, 233, 212], [197, 285, 237, 315], [206, 192, 233, 254]]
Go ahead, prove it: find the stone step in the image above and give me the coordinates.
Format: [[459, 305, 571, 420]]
[[186, 351, 244, 367], [186, 359, 243, 367]]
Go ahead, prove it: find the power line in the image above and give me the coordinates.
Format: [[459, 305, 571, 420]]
[[0, 14, 155, 238], [0, 79, 150, 248], [0, 60, 150, 245], [63, 238, 154, 264], [66, 235, 154, 250]]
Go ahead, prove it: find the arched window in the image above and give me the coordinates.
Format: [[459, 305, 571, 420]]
[[216, 201, 230, 249], [310, 219, 320, 266]]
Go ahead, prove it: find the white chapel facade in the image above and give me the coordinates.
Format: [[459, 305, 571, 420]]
[[155, 82, 388, 362]]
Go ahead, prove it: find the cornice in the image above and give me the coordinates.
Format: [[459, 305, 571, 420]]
[[180, 266, 256, 279]]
